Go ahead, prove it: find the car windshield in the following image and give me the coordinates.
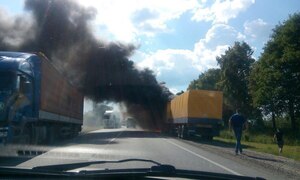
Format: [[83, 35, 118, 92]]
[[0, 1, 299, 180]]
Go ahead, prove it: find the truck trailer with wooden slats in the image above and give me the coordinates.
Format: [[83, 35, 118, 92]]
[[166, 90, 223, 140], [0, 51, 83, 144]]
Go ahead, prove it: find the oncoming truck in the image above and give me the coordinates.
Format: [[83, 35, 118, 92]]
[[103, 110, 121, 129], [165, 90, 223, 140], [0, 51, 83, 144]]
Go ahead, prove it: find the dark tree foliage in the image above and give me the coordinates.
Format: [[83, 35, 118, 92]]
[[250, 13, 300, 131], [188, 69, 221, 91], [188, 42, 258, 125], [217, 42, 255, 118], [176, 91, 185, 96]]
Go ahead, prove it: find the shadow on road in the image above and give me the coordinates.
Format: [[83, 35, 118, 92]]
[[243, 154, 284, 163], [0, 130, 162, 167], [180, 136, 254, 149], [0, 156, 32, 166], [171, 135, 284, 163], [63, 130, 163, 146], [191, 138, 284, 163], [206, 139, 253, 149]]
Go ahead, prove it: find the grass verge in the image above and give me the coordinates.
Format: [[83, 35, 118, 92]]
[[214, 137, 300, 161]]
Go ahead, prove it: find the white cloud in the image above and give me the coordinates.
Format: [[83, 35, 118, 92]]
[[138, 49, 199, 91], [244, 18, 272, 40], [138, 49, 197, 74], [192, 0, 255, 24], [74, 0, 258, 91], [243, 18, 273, 58], [136, 23, 245, 90], [193, 23, 245, 70], [77, 0, 198, 42], [197, 24, 245, 48], [169, 88, 180, 94]]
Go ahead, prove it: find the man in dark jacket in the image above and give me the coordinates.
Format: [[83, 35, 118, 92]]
[[274, 129, 284, 153], [229, 109, 248, 155]]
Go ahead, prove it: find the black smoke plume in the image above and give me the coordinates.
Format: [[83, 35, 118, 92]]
[[0, 0, 172, 129]]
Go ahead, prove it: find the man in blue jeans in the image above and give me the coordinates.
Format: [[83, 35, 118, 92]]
[[229, 109, 248, 155]]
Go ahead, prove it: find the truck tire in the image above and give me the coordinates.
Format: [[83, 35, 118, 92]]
[[177, 126, 182, 138], [207, 136, 213, 141], [30, 126, 39, 145], [177, 125, 188, 139], [71, 125, 80, 138], [20, 126, 30, 144], [46, 126, 56, 145], [181, 125, 189, 139], [202, 135, 213, 141]]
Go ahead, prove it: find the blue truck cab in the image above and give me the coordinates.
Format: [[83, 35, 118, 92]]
[[0, 51, 83, 144]]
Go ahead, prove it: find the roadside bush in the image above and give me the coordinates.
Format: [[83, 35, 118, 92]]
[[219, 130, 234, 140], [219, 128, 300, 146], [244, 134, 249, 142]]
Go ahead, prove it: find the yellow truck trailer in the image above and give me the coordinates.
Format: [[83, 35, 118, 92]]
[[166, 90, 223, 139]]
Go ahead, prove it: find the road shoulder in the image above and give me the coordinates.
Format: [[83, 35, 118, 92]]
[[174, 137, 300, 179]]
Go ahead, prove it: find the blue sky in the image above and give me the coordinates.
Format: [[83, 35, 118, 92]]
[[1, 0, 300, 93]]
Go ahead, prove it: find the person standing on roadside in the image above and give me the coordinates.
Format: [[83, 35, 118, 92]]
[[229, 109, 248, 155], [274, 129, 284, 153]]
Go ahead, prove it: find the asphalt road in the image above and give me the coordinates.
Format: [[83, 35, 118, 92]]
[[0, 128, 291, 179]]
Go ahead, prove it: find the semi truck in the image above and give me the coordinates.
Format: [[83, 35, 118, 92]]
[[165, 90, 223, 140], [103, 110, 121, 129], [0, 51, 83, 144], [126, 117, 136, 128]]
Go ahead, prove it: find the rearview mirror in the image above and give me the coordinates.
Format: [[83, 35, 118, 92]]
[[23, 80, 32, 94]]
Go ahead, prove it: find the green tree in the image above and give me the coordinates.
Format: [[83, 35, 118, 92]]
[[250, 13, 300, 131], [250, 56, 284, 130], [217, 41, 255, 117], [188, 69, 221, 90]]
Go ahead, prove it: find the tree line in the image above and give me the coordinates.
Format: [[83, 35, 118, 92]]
[[188, 13, 300, 132]]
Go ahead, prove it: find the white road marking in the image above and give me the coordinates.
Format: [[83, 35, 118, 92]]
[[110, 138, 116, 142], [164, 139, 242, 176]]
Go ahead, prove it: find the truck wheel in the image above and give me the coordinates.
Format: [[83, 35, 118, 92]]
[[46, 126, 56, 145], [71, 126, 79, 137], [20, 127, 31, 144], [207, 136, 213, 141], [30, 127, 39, 145], [182, 125, 189, 139], [177, 126, 182, 138], [202, 135, 213, 141]]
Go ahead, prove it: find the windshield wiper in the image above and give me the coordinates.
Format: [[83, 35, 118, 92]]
[[32, 158, 169, 172], [1, 160, 265, 180]]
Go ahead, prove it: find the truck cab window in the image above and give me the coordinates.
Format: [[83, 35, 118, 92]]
[[19, 62, 33, 76], [0, 72, 16, 91], [19, 76, 32, 96]]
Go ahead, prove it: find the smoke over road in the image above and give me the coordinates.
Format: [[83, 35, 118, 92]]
[[0, 0, 172, 129]]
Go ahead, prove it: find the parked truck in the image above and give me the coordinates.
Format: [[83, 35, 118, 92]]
[[165, 90, 223, 140], [0, 51, 83, 144]]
